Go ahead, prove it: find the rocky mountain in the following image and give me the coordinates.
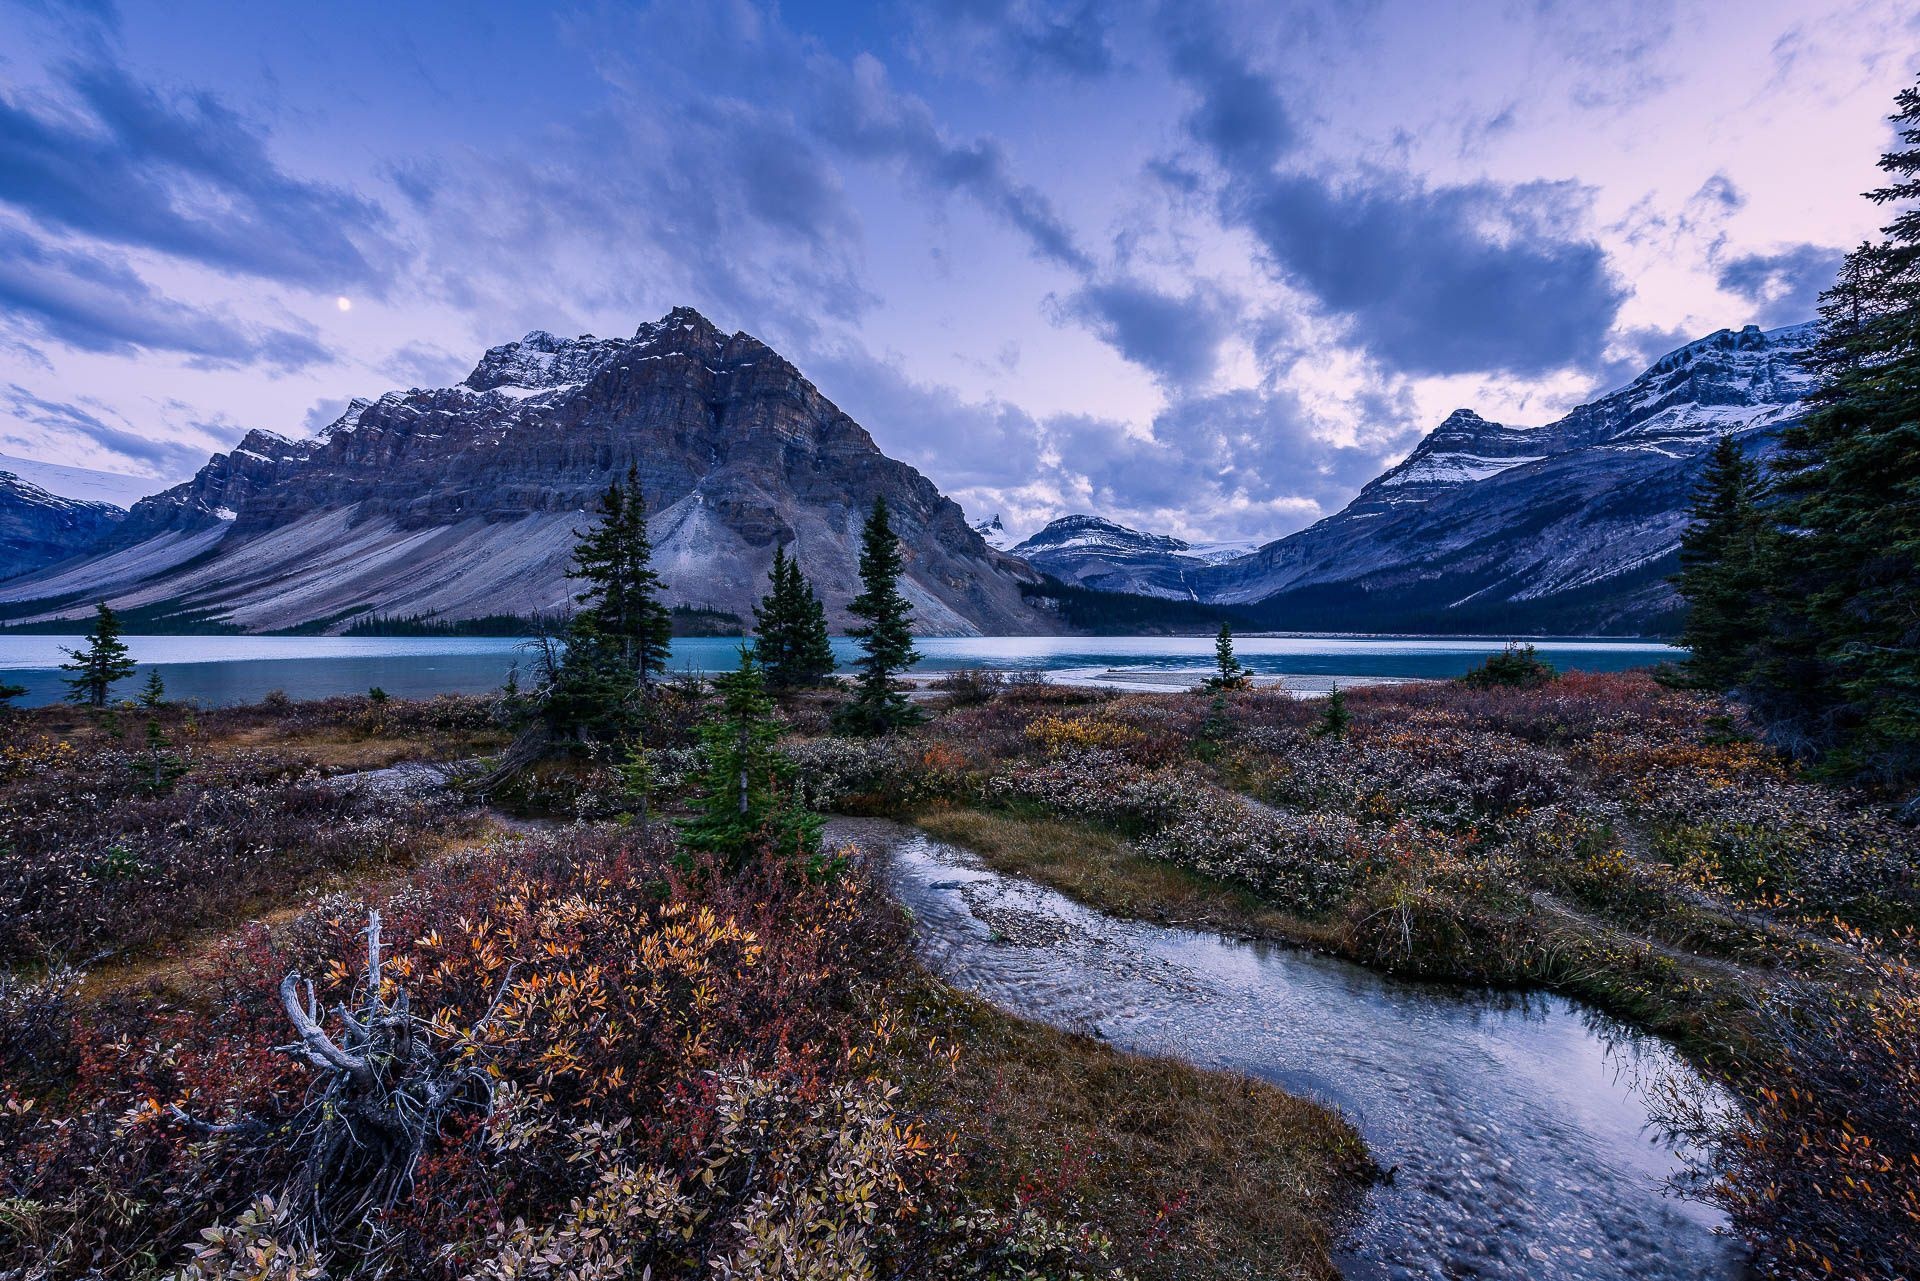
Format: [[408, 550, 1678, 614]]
[[0, 471, 127, 579], [1203, 322, 1818, 633], [0, 308, 1052, 635], [1002, 322, 1817, 634], [1011, 514, 1255, 600]]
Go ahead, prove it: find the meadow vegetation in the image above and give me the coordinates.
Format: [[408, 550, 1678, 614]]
[[776, 668, 1918, 1280], [0, 686, 1369, 1280]]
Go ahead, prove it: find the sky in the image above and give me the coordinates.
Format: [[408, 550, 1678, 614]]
[[0, 0, 1914, 542]]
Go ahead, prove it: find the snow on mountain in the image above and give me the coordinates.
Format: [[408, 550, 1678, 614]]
[[0, 452, 163, 510], [971, 514, 1014, 550], [1012, 514, 1255, 600], [1197, 321, 1820, 633]]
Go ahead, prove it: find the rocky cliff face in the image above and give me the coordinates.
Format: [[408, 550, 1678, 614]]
[[0, 472, 126, 581], [1201, 323, 1818, 633], [2, 308, 1052, 635]]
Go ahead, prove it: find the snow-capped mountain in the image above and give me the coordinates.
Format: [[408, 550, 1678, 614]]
[[971, 514, 1014, 550], [1012, 514, 1257, 600], [0, 308, 1052, 635], [1200, 322, 1818, 633], [0, 470, 126, 579]]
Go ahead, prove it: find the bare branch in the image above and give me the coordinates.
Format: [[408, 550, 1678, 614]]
[[279, 971, 373, 1088]]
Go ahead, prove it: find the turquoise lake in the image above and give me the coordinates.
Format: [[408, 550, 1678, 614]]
[[0, 633, 1680, 707]]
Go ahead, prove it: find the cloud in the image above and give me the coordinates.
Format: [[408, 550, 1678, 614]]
[[1232, 172, 1626, 376], [1161, 14, 1294, 171], [383, 339, 472, 389], [0, 224, 333, 370], [1054, 278, 1238, 386], [1715, 242, 1842, 328], [1, 383, 208, 476], [814, 53, 1094, 273], [1159, 8, 1626, 379], [915, 0, 1115, 80], [0, 58, 398, 290]]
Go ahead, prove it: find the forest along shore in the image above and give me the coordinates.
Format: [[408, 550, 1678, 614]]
[[1, 661, 1912, 1278]]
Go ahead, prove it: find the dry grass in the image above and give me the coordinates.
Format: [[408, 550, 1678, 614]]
[[915, 808, 1346, 950], [901, 983, 1372, 1281]]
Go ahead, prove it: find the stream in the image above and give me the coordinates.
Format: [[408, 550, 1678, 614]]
[[828, 818, 1747, 1281]]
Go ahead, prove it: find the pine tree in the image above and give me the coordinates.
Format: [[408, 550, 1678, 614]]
[[789, 556, 838, 687], [545, 466, 673, 738], [61, 602, 136, 708], [1313, 682, 1350, 738], [1749, 78, 1920, 788], [133, 670, 185, 793], [0, 680, 25, 710], [753, 547, 837, 690], [1202, 622, 1251, 691], [566, 465, 672, 686], [681, 647, 823, 870], [1672, 433, 1769, 689], [834, 497, 922, 735]]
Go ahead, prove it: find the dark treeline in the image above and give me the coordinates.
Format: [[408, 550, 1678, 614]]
[[1675, 77, 1920, 800]]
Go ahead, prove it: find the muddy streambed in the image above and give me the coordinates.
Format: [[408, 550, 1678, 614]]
[[828, 818, 1745, 1281]]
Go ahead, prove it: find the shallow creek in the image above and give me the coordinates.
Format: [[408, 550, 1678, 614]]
[[827, 818, 1747, 1281]]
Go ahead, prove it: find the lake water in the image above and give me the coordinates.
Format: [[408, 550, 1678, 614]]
[[839, 818, 1743, 1281], [0, 633, 1680, 707]]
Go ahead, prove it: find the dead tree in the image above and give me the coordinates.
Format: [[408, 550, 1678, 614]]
[[178, 910, 510, 1254]]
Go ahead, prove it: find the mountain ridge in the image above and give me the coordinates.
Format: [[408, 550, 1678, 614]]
[[0, 308, 1054, 636]]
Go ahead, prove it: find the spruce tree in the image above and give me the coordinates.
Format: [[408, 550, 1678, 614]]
[[1202, 622, 1251, 691], [1751, 78, 1920, 787], [566, 465, 672, 686], [834, 496, 922, 735], [789, 554, 837, 687], [1673, 433, 1768, 689], [546, 466, 672, 738], [0, 680, 25, 710], [752, 546, 800, 686], [754, 547, 837, 689], [1313, 682, 1350, 738], [681, 647, 823, 870], [133, 670, 185, 793], [61, 602, 136, 708]]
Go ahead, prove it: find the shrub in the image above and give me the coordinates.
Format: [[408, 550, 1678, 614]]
[[1457, 643, 1557, 690], [932, 668, 1005, 706]]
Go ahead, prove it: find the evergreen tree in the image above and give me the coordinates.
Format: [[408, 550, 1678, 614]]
[[1672, 433, 1769, 689], [1313, 682, 1351, 738], [61, 602, 136, 708], [790, 557, 838, 687], [752, 545, 797, 681], [544, 466, 673, 738], [133, 670, 185, 794], [680, 647, 823, 870], [834, 497, 922, 735], [1202, 622, 1251, 691], [0, 680, 25, 710], [1749, 78, 1920, 788], [752, 547, 837, 689], [566, 465, 673, 686]]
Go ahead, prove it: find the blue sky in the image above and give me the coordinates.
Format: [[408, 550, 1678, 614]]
[[1, 0, 1914, 541]]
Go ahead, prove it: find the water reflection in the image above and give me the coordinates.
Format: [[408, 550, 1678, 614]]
[[832, 818, 1744, 1281]]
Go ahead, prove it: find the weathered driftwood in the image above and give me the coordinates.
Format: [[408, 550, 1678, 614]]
[[176, 909, 509, 1253]]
